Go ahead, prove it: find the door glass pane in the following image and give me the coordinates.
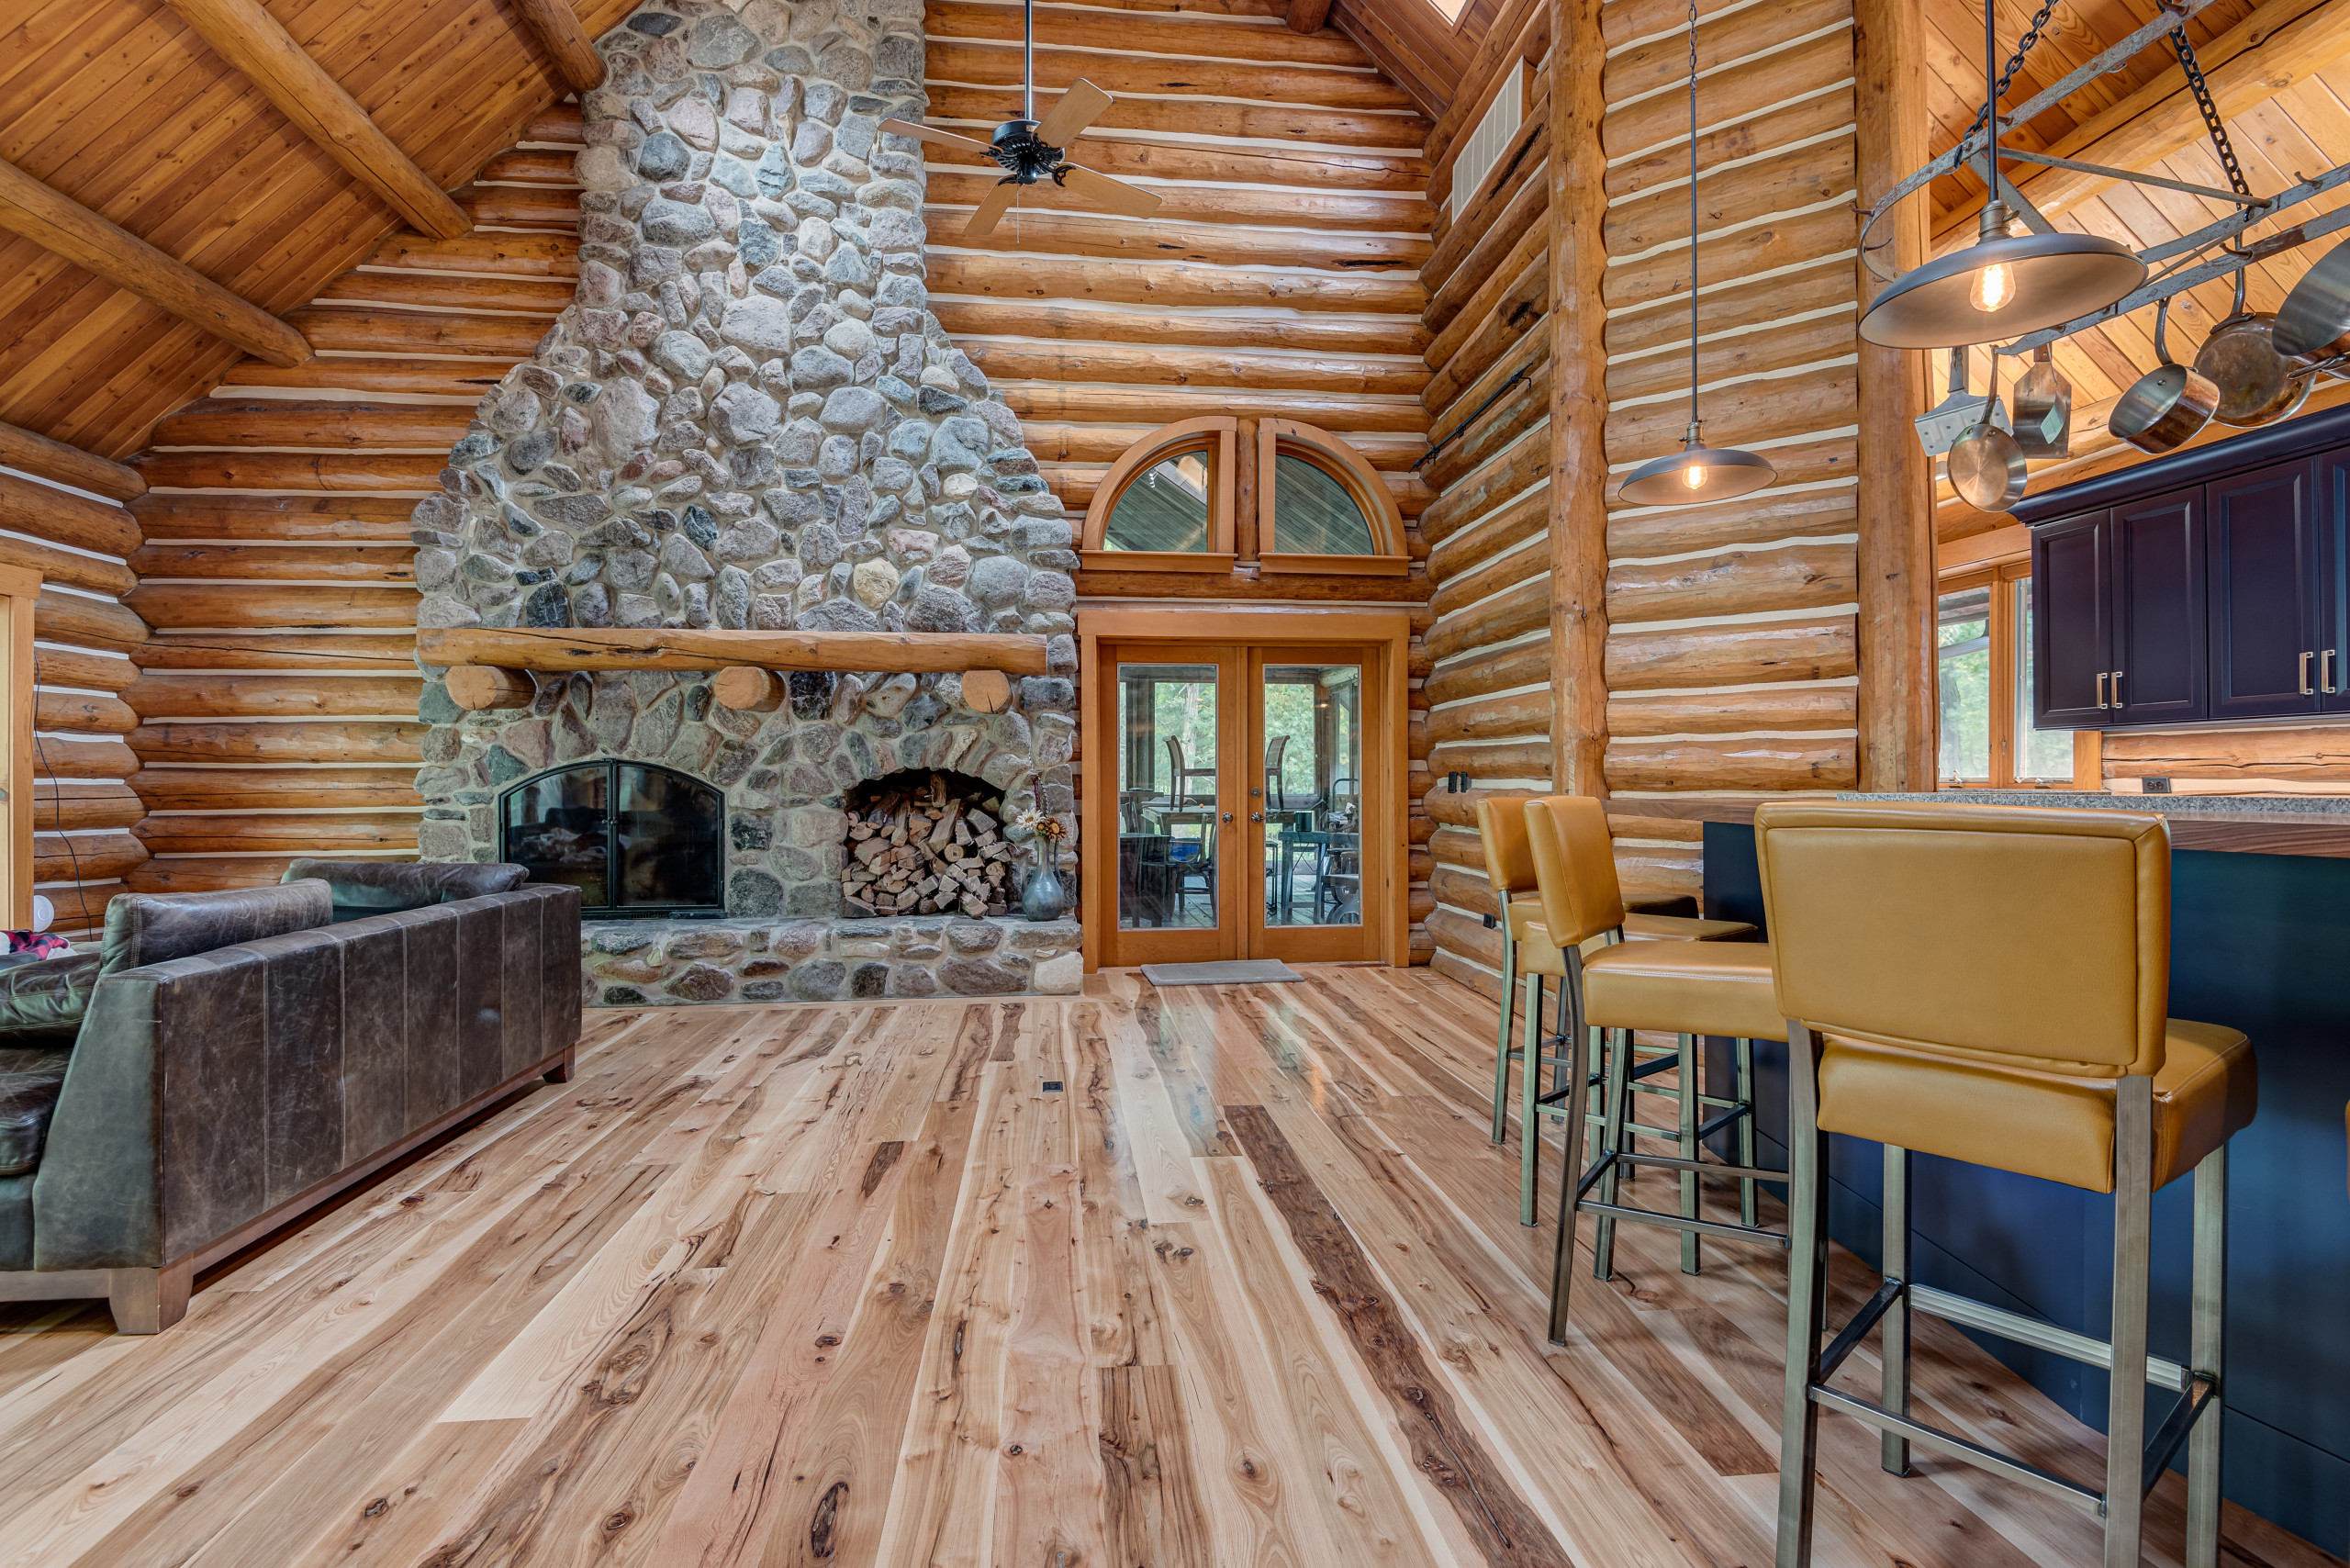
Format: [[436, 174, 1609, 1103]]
[[1115, 663, 1220, 931], [1937, 585, 1993, 782], [615, 765, 725, 910], [1272, 454, 1376, 554], [1263, 662, 1363, 928], [2014, 577, 2075, 780], [1105, 449, 1213, 553]]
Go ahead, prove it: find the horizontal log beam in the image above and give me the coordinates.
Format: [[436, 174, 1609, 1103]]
[[130, 722, 428, 765], [133, 767, 421, 810], [924, 84, 1427, 148], [1607, 684, 1857, 737], [0, 420, 145, 500], [130, 543, 415, 584], [34, 645, 138, 695], [961, 342, 1427, 398], [417, 627, 1052, 676], [29, 736, 140, 780], [36, 830, 148, 884], [136, 812, 420, 854], [122, 674, 421, 720], [925, 253, 1422, 316], [30, 782, 146, 833], [0, 158, 311, 367], [133, 633, 415, 670], [163, 0, 470, 241], [1606, 613, 1858, 691], [1425, 639, 1549, 706], [1604, 737, 1857, 791], [36, 690, 140, 735], [933, 299, 1427, 357], [0, 472, 142, 558], [131, 493, 417, 543], [127, 584, 418, 630], [1605, 543, 1858, 626], [927, 39, 1414, 109]]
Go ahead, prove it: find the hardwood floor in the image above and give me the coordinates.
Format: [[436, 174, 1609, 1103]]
[[0, 969, 2338, 1568]]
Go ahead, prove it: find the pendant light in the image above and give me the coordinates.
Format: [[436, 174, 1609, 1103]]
[[1857, 3, 2142, 349], [1618, 0, 1775, 508]]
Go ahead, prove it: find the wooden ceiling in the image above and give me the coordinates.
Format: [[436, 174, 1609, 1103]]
[[0, 0, 638, 460], [1919, 0, 2350, 501]]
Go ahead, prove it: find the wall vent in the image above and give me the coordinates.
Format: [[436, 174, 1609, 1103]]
[[1452, 75, 1525, 222]]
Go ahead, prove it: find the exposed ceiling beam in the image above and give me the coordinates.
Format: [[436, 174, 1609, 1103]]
[[0, 420, 145, 501], [511, 0, 610, 93], [1933, 0, 2350, 245], [1289, 0, 1335, 34], [162, 0, 472, 242], [0, 159, 312, 369]]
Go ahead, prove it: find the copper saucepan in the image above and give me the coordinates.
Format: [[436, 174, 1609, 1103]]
[[2195, 270, 2311, 429], [2110, 298, 2220, 454]]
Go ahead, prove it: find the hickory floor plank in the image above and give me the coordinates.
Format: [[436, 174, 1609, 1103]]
[[0, 976, 2341, 1568]]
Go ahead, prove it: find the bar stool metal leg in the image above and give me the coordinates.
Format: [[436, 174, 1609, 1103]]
[[1775, 1024, 1830, 1568], [1881, 1144, 1912, 1477], [1676, 1034, 1703, 1273], [2187, 1143, 2227, 1568], [1545, 1011, 1595, 1345], [1736, 1037, 1758, 1228], [1490, 923, 1517, 1146], [1593, 1026, 1631, 1281], [1517, 971, 1548, 1224], [2103, 1074, 2155, 1568]]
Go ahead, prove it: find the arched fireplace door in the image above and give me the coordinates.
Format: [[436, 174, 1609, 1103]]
[[500, 762, 725, 918]]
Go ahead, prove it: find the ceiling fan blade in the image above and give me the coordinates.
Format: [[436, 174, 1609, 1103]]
[[1058, 163, 1163, 221], [878, 118, 995, 155], [966, 180, 1021, 240], [1034, 79, 1114, 146]]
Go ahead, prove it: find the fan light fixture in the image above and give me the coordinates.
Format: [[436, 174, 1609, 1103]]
[[1859, 5, 2143, 350], [1618, 1, 1774, 509]]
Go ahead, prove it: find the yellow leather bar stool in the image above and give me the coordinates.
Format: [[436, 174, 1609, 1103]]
[[1756, 801, 2255, 1568], [1522, 795, 1785, 1338], [1475, 796, 1752, 1227]]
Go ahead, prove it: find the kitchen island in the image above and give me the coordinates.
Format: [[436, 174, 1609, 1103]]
[[1669, 792, 2348, 1550]]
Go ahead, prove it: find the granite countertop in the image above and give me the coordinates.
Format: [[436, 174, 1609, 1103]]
[[1618, 791, 2350, 856]]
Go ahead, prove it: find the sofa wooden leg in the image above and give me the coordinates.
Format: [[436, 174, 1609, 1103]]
[[106, 1258, 193, 1335], [544, 1045, 576, 1084]]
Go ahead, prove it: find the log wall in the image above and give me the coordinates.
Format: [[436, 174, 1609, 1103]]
[[923, 0, 1440, 957], [6, 461, 151, 935], [116, 114, 587, 896], [1420, 0, 1861, 992]]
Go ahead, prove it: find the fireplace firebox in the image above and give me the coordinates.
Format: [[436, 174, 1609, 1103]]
[[501, 763, 724, 918]]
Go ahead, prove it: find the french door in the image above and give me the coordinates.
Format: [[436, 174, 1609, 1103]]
[[1094, 640, 1385, 967]]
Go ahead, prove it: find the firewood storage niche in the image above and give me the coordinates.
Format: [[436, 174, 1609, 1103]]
[[841, 769, 1021, 919]]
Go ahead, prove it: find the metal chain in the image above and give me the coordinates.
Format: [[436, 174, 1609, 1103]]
[[2169, 27, 2250, 197], [1961, 0, 2060, 146]]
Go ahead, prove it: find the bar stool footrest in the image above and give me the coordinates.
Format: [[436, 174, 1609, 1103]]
[[1808, 1385, 2104, 1514], [1575, 1199, 1787, 1249], [1908, 1283, 2191, 1391]]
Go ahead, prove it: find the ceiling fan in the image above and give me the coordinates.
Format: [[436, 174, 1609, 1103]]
[[877, 0, 1163, 240]]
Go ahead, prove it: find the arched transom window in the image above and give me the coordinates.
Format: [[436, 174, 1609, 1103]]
[[1080, 417, 1405, 577]]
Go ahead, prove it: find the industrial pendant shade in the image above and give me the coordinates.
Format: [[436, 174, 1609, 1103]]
[[1859, 200, 2144, 349], [1617, 1, 1774, 508], [1618, 427, 1778, 506]]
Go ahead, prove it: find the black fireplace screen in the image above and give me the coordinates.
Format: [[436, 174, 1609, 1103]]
[[500, 763, 724, 917]]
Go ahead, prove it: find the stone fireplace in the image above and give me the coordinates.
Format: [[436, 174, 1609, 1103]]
[[408, 0, 1080, 1004]]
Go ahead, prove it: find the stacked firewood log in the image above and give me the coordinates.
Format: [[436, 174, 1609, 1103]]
[[841, 772, 1016, 918]]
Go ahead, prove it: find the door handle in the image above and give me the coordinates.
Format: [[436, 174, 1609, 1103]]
[[1248, 812, 1262, 823], [2110, 669, 2122, 706], [1222, 812, 1234, 823], [2300, 651, 2315, 696], [2095, 672, 2109, 710], [2325, 649, 2339, 694]]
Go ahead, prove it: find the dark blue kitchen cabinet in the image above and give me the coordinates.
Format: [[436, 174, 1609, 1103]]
[[2208, 458, 2321, 720], [2021, 402, 2350, 735], [2032, 509, 2114, 728]]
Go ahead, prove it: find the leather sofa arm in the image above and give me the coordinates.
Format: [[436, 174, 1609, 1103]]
[[29, 968, 170, 1270]]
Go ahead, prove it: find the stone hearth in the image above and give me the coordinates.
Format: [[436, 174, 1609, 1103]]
[[408, 0, 1080, 1002]]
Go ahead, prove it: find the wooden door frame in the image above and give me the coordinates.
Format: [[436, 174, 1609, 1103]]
[[1079, 607, 1411, 972], [0, 566, 36, 929]]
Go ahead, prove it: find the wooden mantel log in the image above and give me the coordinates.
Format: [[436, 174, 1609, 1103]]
[[444, 666, 538, 711], [417, 626, 1052, 676]]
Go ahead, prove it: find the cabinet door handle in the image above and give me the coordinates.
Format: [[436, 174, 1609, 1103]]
[[2111, 669, 2122, 707], [2096, 672, 2109, 710], [2326, 650, 2340, 695], [2300, 652, 2315, 696]]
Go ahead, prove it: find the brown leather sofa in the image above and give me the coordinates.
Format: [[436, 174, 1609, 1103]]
[[0, 864, 581, 1332]]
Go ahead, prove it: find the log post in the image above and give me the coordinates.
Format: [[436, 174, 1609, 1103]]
[[510, 0, 609, 92], [0, 159, 312, 367], [1547, 0, 1608, 800], [1852, 0, 1934, 790], [443, 666, 538, 711], [711, 666, 785, 711]]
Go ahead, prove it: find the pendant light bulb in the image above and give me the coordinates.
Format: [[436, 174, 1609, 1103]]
[[1681, 461, 1708, 491], [1970, 261, 2015, 313]]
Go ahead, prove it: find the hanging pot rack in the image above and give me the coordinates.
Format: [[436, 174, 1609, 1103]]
[[1856, 0, 2350, 363]]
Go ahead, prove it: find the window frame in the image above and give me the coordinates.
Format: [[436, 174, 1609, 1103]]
[[1937, 557, 2082, 790], [1257, 419, 1410, 577], [1079, 416, 1238, 573]]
